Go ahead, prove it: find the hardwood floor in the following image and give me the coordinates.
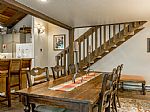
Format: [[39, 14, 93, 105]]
[[0, 91, 150, 112]]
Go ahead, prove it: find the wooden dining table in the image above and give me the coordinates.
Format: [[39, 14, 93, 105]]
[[16, 72, 103, 112]]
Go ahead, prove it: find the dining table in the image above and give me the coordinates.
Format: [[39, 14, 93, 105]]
[[16, 72, 103, 112]]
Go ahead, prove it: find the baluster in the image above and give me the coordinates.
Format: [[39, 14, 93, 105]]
[[60, 54, 63, 76], [87, 36, 89, 59], [123, 24, 126, 35], [113, 25, 116, 43], [133, 22, 136, 28], [91, 28, 94, 52], [83, 36, 85, 62], [128, 23, 131, 32], [99, 26, 102, 50], [103, 25, 106, 49], [109, 25, 111, 45], [95, 26, 98, 50], [67, 49, 69, 74], [119, 24, 121, 38], [95, 26, 98, 56], [56, 56, 60, 78], [79, 41, 81, 68], [64, 50, 66, 76]]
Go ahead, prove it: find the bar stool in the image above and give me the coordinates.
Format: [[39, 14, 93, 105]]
[[0, 59, 11, 107], [10, 59, 22, 91], [21, 58, 32, 88]]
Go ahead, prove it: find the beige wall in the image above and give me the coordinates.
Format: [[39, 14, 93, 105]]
[[90, 22, 150, 86], [34, 18, 49, 67], [33, 17, 69, 74]]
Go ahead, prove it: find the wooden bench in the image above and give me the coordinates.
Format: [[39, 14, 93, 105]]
[[120, 75, 146, 95]]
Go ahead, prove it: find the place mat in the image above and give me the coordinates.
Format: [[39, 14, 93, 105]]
[[48, 72, 101, 92]]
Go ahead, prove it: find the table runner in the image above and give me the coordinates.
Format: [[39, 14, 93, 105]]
[[49, 72, 101, 91]]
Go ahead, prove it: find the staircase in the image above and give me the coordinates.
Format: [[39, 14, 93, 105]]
[[55, 21, 147, 75]]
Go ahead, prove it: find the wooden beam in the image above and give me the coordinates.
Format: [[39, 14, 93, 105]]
[[0, 13, 10, 20], [6, 11, 23, 25], [0, 0, 72, 30]]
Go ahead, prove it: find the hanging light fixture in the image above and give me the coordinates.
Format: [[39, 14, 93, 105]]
[[40, 0, 47, 2]]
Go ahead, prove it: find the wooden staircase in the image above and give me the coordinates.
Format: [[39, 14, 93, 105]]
[[55, 21, 147, 74]]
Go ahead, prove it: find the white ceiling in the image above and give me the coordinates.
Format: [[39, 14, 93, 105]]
[[16, 0, 150, 28]]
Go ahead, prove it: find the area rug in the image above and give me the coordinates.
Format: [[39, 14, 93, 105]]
[[118, 98, 150, 112]]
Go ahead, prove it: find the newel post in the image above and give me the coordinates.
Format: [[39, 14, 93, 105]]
[[69, 28, 74, 65]]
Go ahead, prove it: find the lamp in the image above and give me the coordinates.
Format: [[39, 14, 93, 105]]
[[37, 24, 45, 34]]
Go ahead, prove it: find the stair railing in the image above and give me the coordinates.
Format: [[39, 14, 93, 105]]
[[55, 21, 146, 74]]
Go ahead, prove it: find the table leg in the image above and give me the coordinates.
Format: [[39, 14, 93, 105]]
[[31, 103, 36, 112], [6, 77, 11, 107], [22, 95, 30, 112], [142, 83, 146, 95]]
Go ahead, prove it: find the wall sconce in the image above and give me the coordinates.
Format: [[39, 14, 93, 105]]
[[37, 24, 45, 34]]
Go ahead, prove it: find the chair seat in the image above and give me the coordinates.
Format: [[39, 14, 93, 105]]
[[120, 74, 146, 95], [35, 105, 66, 112]]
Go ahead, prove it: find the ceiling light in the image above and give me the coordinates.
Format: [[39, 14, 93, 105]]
[[40, 0, 47, 2]]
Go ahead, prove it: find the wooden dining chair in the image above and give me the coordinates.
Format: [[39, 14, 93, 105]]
[[21, 58, 32, 88], [10, 59, 22, 90], [115, 64, 123, 108], [0, 59, 11, 107], [109, 68, 118, 112], [27, 67, 66, 112], [27, 67, 50, 87], [92, 73, 111, 112], [51, 65, 65, 80]]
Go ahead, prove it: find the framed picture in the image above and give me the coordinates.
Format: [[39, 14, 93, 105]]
[[147, 38, 150, 52], [53, 34, 66, 50]]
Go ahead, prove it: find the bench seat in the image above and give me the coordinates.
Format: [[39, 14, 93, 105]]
[[120, 75, 146, 95]]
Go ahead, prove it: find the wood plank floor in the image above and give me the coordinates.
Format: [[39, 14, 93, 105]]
[[0, 90, 150, 112]]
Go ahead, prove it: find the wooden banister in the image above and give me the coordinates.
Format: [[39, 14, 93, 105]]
[[55, 21, 147, 71]]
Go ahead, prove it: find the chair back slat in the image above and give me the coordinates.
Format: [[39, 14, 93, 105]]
[[21, 58, 31, 70], [0, 59, 11, 71], [10, 59, 22, 72]]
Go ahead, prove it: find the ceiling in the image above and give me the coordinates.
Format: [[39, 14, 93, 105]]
[[0, 2, 26, 28], [16, 0, 150, 28]]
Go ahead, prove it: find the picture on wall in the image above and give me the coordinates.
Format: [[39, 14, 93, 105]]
[[147, 38, 150, 52], [53, 34, 66, 50]]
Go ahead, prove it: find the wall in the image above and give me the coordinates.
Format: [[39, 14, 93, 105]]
[[90, 22, 150, 86], [48, 23, 69, 68], [34, 18, 48, 67], [13, 15, 32, 32], [33, 17, 69, 74]]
